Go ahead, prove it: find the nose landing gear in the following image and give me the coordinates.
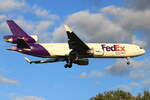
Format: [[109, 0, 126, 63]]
[[125, 57, 131, 65]]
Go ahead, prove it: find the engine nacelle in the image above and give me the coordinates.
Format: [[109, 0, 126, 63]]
[[3, 35, 38, 44], [74, 59, 89, 65], [30, 35, 38, 42]]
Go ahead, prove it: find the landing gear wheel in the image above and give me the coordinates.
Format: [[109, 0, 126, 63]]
[[125, 57, 131, 65], [127, 61, 130, 65], [64, 64, 68, 68], [68, 64, 72, 68], [64, 64, 72, 68]]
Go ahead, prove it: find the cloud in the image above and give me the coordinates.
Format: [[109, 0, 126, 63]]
[[34, 20, 54, 42], [0, 0, 26, 12], [129, 59, 150, 81], [0, 0, 59, 20], [126, 0, 150, 10], [132, 35, 147, 48], [13, 18, 54, 35], [0, 68, 8, 73], [0, 17, 36, 35], [0, 21, 9, 34], [102, 58, 150, 92], [142, 78, 150, 88], [130, 82, 139, 88], [80, 70, 105, 79], [0, 76, 19, 85], [0, 68, 19, 85], [102, 6, 150, 48], [115, 84, 132, 92], [129, 73, 145, 81], [106, 59, 131, 76], [0, 0, 59, 43], [0, 16, 54, 42], [15, 18, 55, 42], [35, 21, 53, 33], [115, 82, 139, 92], [106, 58, 150, 81], [0, 15, 7, 22], [8, 94, 45, 100], [14, 96, 45, 100], [52, 5, 150, 49], [79, 58, 150, 81], [33, 5, 59, 20], [51, 26, 66, 42], [52, 10, 132, 43]]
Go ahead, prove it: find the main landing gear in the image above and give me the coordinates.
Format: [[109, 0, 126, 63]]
[[64, 64, 72, 68], [64, 57, 73, 68], [64, 51, 77, 68]]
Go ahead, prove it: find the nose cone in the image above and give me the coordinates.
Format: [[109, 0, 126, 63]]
[[143, 49, 146, 54], [141, 49, 146, 55]]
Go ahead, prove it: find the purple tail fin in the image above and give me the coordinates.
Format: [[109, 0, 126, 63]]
[[7, 20, 29, 37]]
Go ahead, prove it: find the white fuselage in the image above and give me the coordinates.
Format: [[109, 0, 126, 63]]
[[40, 43, 145, 58]]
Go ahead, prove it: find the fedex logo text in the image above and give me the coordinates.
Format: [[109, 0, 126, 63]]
[[101, 44, 125, 51]]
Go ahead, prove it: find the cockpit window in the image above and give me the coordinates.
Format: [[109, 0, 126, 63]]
[[140, 47, 143, 49]]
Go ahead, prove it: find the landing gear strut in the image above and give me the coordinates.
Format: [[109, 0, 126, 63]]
[[125, 57, 131, 65], [64, 56, 73, 68]]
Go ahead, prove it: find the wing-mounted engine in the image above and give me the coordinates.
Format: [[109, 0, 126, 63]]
[[73, 59, 89, 65], [4, 35, 38, 44], [64, 24, 91, 68]]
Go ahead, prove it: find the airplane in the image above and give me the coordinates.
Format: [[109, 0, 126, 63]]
[[3, 20, 38, 44], [4, 20, 146, 68]]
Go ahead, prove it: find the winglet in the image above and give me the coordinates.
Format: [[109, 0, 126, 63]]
[[64, 25, 73, 33], [24, 57, 32, 64]]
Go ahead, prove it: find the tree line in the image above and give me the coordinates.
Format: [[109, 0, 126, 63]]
[[90, 90, 150, 100]]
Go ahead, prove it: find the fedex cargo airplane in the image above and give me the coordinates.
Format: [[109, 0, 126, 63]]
[[4, 20, 146, 68]]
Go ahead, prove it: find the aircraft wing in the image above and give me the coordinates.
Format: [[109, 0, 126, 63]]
[[64, 25, 90, 54]]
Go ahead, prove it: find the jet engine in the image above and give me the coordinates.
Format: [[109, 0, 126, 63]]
[[3, 35, 38, 44], [74, 59, 89, 65]]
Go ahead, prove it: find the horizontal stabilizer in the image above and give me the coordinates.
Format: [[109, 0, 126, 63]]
[[24, 57, 66, 64], [24, 57, 32, 64]]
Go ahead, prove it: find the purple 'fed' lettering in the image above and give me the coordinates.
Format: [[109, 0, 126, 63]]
[[101, 44, 125, 51]]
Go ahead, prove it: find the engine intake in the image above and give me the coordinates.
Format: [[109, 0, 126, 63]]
[[3, 35, 38, 44]]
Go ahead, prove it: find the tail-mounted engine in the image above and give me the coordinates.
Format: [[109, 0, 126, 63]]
[[3, 35, 38, 44]]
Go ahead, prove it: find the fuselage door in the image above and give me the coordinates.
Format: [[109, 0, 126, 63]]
[[93, 47, 104, 57]]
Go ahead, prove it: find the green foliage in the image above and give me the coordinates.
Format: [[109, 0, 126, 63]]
[[90, 90, 150, 100]]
